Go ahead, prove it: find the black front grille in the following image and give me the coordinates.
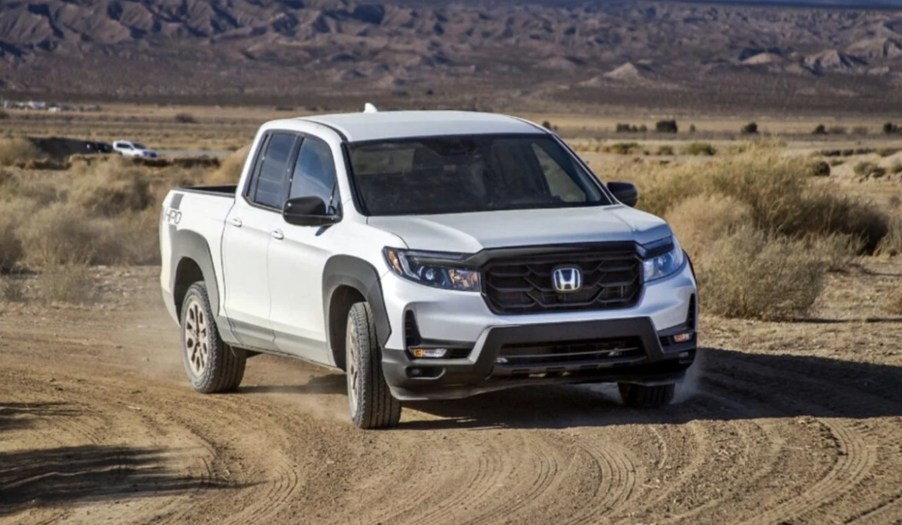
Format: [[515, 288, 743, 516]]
[[482, 247, 642, 314], [496, 337, 644, 368]]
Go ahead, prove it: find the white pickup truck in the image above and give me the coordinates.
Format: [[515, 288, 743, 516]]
[[160, 109, 698, 429]]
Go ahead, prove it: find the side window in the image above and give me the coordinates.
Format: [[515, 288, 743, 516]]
[[251, 133, 296, 209], [289, 137, 337, 206]]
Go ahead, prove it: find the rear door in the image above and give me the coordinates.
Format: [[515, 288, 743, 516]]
[[268, 135, 341, 363], [221, 131, 299, 350]]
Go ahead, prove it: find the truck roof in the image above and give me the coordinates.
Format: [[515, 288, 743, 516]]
[[298, 110, 543, 143]]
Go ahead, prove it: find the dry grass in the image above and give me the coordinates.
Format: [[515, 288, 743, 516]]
[[18, 203, 99, 266], [886, 291, 902, 316], [665, 193, 751, 258], [0, 137, 41, 166], [69, 157, 152, 217], [620, 152, 888, 253], [699, 228, 825, 320], [0, 202, 25, 272], [0, 276, 27, 302], [876, 215, 902, 257]]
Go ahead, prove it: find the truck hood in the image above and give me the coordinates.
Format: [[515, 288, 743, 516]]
[[366, 205, 672, 253]]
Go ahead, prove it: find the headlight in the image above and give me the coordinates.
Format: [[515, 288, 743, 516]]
[[643, 237, 685, 282], [383, 248, 480, 292]]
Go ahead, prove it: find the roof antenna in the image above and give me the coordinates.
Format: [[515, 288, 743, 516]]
[[363, 103, 378, 113]]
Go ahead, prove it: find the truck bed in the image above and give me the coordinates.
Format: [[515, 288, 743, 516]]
[[176, 185, 238, 197]]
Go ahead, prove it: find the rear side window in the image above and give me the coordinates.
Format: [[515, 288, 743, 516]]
[[250, 133, 297, 209], [289, 137, 338, 206]]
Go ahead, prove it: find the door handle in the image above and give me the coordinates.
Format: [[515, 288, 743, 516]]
[[229, 217, 243, 228], [271, 229, 284, 240]]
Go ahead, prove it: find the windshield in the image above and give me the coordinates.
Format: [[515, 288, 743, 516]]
[[133, 143, 147, 149], [347, 134, 610, 216]]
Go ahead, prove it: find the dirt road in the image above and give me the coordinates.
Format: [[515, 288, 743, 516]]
[[1, 266, 900, 524]]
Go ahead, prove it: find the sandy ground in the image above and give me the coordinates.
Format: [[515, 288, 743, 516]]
[[0, 259, 900, 525]]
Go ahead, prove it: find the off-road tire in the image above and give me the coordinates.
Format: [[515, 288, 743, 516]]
[[180, 282, 246, 393], [618, 383, 675, 408], [346, 302, 401, 429]]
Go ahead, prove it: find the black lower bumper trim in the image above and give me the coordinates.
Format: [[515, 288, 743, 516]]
[[382, 316, 697, 401]]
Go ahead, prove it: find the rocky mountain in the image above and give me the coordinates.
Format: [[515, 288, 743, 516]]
[[1, 0, 902, 112]]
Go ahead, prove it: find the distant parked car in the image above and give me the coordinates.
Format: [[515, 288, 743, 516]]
[[113, 140, 158, 158], [86, 141, 112, 154]]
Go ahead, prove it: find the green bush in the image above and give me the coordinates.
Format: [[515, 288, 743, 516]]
[[741, 122, 759, 135], [813, 124, 827, 135]]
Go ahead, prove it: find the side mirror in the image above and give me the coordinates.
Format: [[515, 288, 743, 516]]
[[607, 182, 639, 207], [283, 196, 339, 227]]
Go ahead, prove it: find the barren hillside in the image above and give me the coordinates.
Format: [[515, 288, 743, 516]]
[[1, 1, 902, 111]]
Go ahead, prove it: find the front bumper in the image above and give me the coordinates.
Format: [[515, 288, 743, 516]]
[[380, 262, 697, 401]]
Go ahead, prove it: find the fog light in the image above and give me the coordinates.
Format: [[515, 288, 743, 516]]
[[409, 347, 448, 359], [674, 332, 694, 343]]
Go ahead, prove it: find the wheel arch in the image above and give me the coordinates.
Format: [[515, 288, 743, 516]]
[[168, 227, 237, 344], [323, 255, 391, 371]]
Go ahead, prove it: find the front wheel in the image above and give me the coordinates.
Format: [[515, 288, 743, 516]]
[[618, 383, 675, 408], [180, 282, 246, 393], [346, 302, 401, 429]]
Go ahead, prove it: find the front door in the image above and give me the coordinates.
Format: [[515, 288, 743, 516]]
[[268, 136, 341, 363]]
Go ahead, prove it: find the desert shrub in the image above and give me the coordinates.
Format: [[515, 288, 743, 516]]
[[656, 145, 674, 156], [808, 160, 831, 177], [541, 120, 555, 131], [0, 206, 24, 272], [813, 124, 827, 135], [36, 263, 95, 303], [0, 110, 9, 120], [886, 291, 902, 315], [205, 144, 250, 185], [792, 191, 889, 253], [629, 152, 889, 252], [684, 142, 716, 156], [828, 126, 847, 135], [883, 122, 900, 135], [174, 112, 197, 124], [606, 142, 641, 155], [890, 161, 902, 175], [876, 216, 902, 256], [17, 203, 98, 266], [111, 208, 162, 265], [741, 122, 759, 135], [70, 160, 152, 217], [853, 161, 879, 176], [698, 228, 825, 320], [1, 277, 27, 302], [665, 194, 752, 258], [877, 148, 900, 158], [656, 120, 678, 133], [0, 137, 40, 166], [688, 124, 696, 134], [852, 126, 869, 136]]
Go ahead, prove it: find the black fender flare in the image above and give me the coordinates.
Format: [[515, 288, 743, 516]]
[[322, 255, 391, 364], [168, 227, 238, 344]]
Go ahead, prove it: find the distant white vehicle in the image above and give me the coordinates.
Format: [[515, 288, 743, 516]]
[[113, 140, 158, 158]]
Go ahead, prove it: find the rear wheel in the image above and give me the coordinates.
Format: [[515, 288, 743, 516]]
[[180, 282, 246, 393], [346, 302, 401, 429], [618, 383, 675, 408]]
